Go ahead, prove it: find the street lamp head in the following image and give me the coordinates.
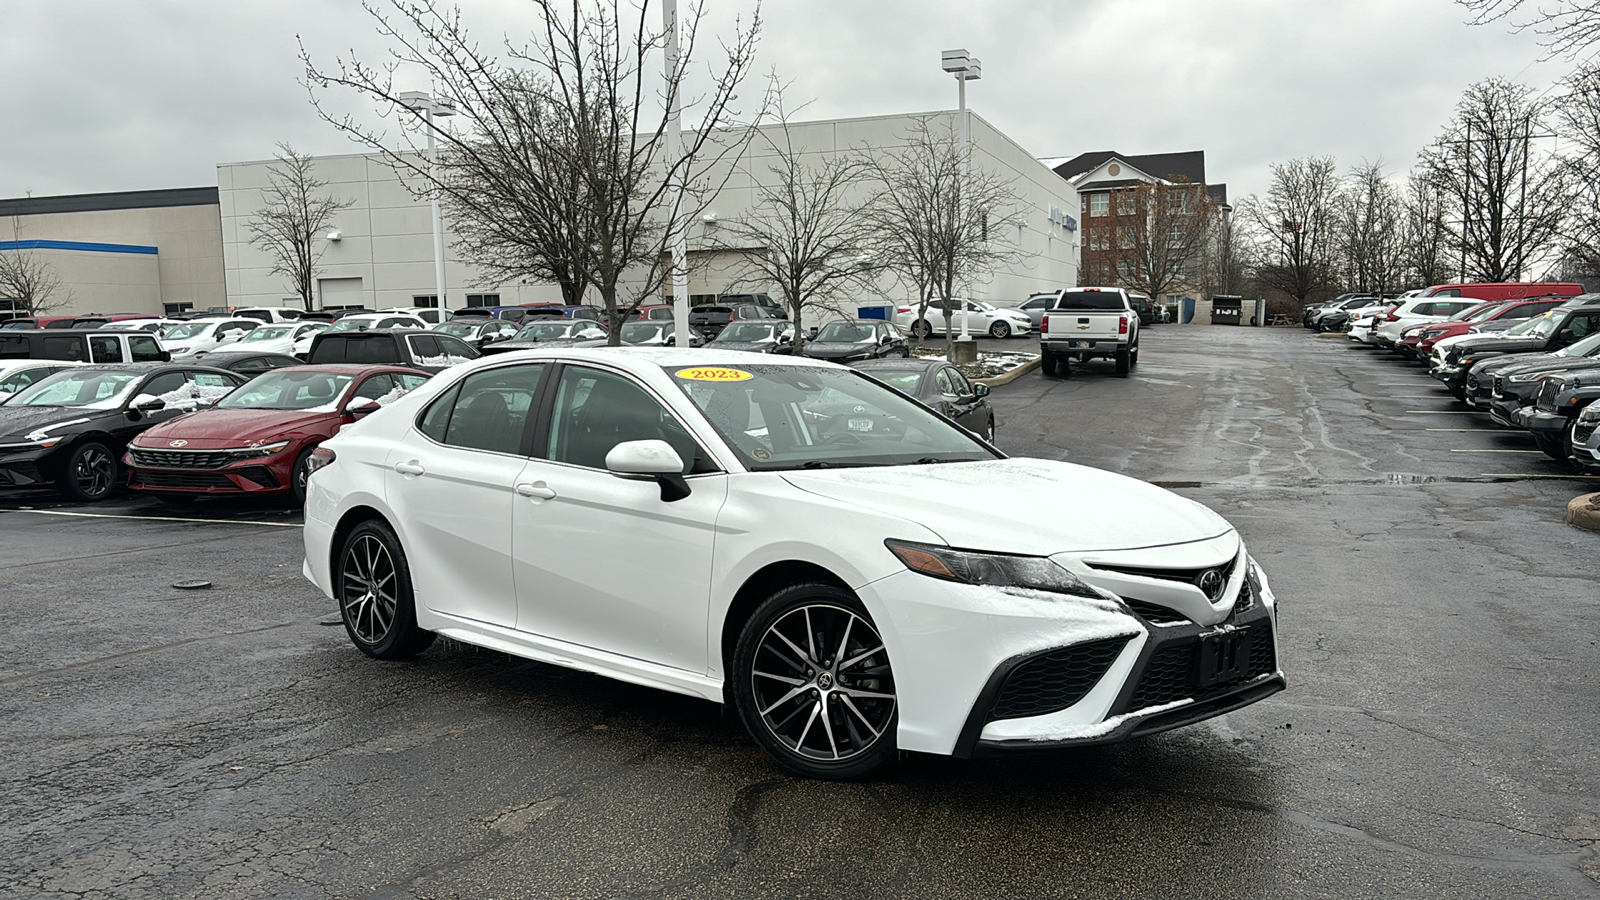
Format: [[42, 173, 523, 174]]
[[961, 58, 981, 81], [940, 49, 970, 73], [397, 91, 455, 116]]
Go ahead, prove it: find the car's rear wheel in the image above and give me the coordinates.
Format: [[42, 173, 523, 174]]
[[989, 321, 1011, 339], [1115, 345, 1132, 376], [1040, 352, 1057, 376], [337, 519, 436, 660], [61, 441, 117, 502], [732, 584, 898, 780]]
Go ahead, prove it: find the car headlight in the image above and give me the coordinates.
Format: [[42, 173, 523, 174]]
[[1578, 404, 1600, 425], [1507, 372, 1547, 383], [885, 539, 1102, 599]]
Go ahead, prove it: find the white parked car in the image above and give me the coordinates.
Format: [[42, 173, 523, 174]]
[[235, 306, 309, 324], [325, 313, 429, 333], [1371, 297, 1480, 348], [161, 318, 261, 357], [302, 349, 1283, 779], [893, 299, 1034, 339], [96, 318, 186, 334], [380, 306, 447, 325], [231, 321, 331, 358]]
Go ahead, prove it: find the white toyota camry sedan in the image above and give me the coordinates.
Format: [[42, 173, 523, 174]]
[[302, 349, 1283, 779]]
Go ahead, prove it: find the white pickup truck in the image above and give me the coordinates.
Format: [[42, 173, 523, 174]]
[[1039, 286, 1141, 377]]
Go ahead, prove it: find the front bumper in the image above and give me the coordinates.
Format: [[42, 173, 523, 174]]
[[124, 445, 296, 494], [0, 446, 56, 487], [1521, 408, 1569, 436], [1490, 396, 1532, 427]]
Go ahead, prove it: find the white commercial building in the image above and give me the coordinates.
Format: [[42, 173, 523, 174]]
[[217, 110, 1079, 314]]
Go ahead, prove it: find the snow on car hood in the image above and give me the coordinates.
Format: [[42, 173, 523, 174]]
[[135, 408, 332, 448], [781, 458, 1233, 555]]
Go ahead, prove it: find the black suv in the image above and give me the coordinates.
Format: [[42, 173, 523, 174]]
[[688, 302, 783, 340], [306, 329, 480, 374]]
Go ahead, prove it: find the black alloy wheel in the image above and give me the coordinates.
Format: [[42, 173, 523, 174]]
[[337, 519, 436, 660], [912, 320, 932, 338], [62, 441, 118, 502], [985, 415, 996, 444], [989, 321, 1011, 339], [290, 445, 316, 507], [733, 584, 898, 779]]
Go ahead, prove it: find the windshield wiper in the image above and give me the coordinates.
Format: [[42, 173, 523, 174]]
[[912, 457, 955, 464]]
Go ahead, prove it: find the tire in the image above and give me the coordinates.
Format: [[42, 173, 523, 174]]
[[1040, 351, 1057, 376], [290, 445, 316, 507], [899, 347, 911, 358], [1533, 430, 1567, 462], [988, 321, 1011, 339], [985, 416, 996, 444], [1115, 345, 1131, 376], [912, 320, 932, 339], [60, 441, 118, 502], [731, 583, 898, 780], [336, 519, 436, 660], [1564, 419, 1586, 472], [1129, 339, 1140, 370]]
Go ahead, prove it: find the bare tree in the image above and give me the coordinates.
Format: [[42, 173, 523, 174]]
[[1337, 159, 1406, 295], [1111, 179, 1215, 307], [1205, 206, 1249, 298], [708, 83, 875, 349], [860, 116, 1022, 353], [1555, 63, 1600, 279], [0, 219, 71, 316], [1239, 156, 1342, 308], [245, 144, 353, 310], [1400, 172, 1454, 287], [1419, 78, 1569, 283], [1459, 0, 1600, 56], [303, 0, 761, 344]]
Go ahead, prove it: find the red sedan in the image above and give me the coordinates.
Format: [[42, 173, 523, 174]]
[[1408, 297, 1569, 357], [125, 365, 428, 505]]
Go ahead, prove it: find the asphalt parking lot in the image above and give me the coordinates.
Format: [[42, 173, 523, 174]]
[[3, 325, 1598, 898]]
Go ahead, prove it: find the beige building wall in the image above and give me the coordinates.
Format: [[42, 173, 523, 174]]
[[219, 110, 1079, 316], [31, 247, 163, 314], [0, 191, 225, 315]]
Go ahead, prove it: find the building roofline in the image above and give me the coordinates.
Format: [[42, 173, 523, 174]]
[[0, 187, 219, 217]]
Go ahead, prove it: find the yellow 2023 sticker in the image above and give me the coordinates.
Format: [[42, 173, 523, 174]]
[[675, 367, 753, 382]]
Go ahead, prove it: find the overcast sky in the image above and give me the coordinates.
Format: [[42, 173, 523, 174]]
[[0, 0, 1575, 204]]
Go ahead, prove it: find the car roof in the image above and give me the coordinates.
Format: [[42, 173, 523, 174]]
[[853, 358, 939, 371], [477, 347, 840, 371], [69, 362, 227, 375], [272, 363, 429, 376], [193, 350, 301, 362]]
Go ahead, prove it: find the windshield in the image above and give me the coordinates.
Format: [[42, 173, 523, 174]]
[[9, 371, 142, 409], [1555, 332, 1600, 358], [669, 363, 994, 471], [515, 321, 580, 341], [243, 325, 294, 342], [1052, 290, 1125, 311], [866, 370, 924, 395], [714, 323, 781, 343], [621, 323, 672, 344], [815, 322, 875, 343], [325, 319, 370, 333], [1457, 304, 1503, 322], [435, 322, 480, 338], [163, 323, 214, 340], [1502, 315, 1549, 336], [218, 370, 355, 411]]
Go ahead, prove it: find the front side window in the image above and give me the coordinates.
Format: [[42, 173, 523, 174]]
[[670, 363, 997, 471], [42, 337, 87, 361], [128, 335, 164, 361], [424, 365, 544, 454], [546, 366, 702, 473], [934, 368, 957, 396], [350, 374, 398, 405]]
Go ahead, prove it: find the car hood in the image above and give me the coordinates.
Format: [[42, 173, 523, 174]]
[[1480, 354, 1600, 379], [134, 408, 334, 448], [0, 405, 111, 441], [1453, 335, 1547, 357], [804, 342, 876, 359], [781, 458, 1234, 555]]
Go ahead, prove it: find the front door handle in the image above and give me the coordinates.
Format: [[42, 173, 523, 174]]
[[394, 461, 426, 476], [516, 482, 557, 500]]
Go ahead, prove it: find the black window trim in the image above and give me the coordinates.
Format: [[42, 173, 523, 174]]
[[411, 360, 551, 459], [529, 361, 724, 477]]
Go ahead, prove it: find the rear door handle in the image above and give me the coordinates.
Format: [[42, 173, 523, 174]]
[[516, 482, 557, 500], [394, 461, 425, 476]]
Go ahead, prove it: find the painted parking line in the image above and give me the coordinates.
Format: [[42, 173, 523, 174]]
[[5, 509, 303, 528], [1449, 448, 1546, 453], [1406, 410, 1487, 414], [1480, 473, 1600, 479], [1372, 396, 1454, 400], [1426, 428, 1506, 432]]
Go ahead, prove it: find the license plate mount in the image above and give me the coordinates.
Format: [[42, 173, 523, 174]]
[[1068, 340, 1089, 349], [1196, 629, 1251, 689], [847, 418, 874, 432]]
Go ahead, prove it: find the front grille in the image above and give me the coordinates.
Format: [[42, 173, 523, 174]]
[[1125, 619, 1276, 712], [1537, 378, 1562, 410], [1232, 581, 1254, 615], [1124, 599, 1190, 625], [131, 471, 238, 490], [989, 636, 1131, 720], [1576, 421, 1597, 445], [129, 447, 252, 469], [1492, 375, 1504, 397], [1093, 557, 1238, 589]]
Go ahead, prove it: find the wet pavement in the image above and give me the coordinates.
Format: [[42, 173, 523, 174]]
[[2, 325, 1597, 898]]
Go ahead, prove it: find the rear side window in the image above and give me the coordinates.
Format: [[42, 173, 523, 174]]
[[315, 335, 401, 364], [42, 337, 87, 361], [420, 365, 545, 454], [89, 336, 124, 363], [0, 336, 27, 358], [1052, 291, 1126, 310], [1431, 288, 1462, 297], [129, 335, 164, 361]]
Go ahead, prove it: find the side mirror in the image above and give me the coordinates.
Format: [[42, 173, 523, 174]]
[[973, 382, 991, 398], [605, 439, 691, 502], [880, 333, 894, 344], [778, 333, 793, 343], [132, 394, 166, 412], [344, 397, 380, 417]]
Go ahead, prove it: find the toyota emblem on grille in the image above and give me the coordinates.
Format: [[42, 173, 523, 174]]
[[1195, 568, 1225, 600], [168, 440, 188, 448]]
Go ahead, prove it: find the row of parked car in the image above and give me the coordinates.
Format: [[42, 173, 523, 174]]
[[1302, 284, 1600, 471]]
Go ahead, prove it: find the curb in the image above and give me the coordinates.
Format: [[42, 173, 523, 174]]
[[976, 356, 1043, 387], [1566, 492, 1600, 533]]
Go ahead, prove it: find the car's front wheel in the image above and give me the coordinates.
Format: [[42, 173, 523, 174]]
[[290, 445, 317, 507], [732, 584, 898, 780], [989, 321, 1011, 339], [337, 519, 436, 660], [61, 441, 118, 502]]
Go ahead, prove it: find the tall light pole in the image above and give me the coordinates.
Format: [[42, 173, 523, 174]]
[[400, 91, 456, 317], [940, 49, 980, 356], [664, 0, 690, 346]]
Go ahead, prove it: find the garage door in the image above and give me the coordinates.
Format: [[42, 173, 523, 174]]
[[318, 277, 363, 310]]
